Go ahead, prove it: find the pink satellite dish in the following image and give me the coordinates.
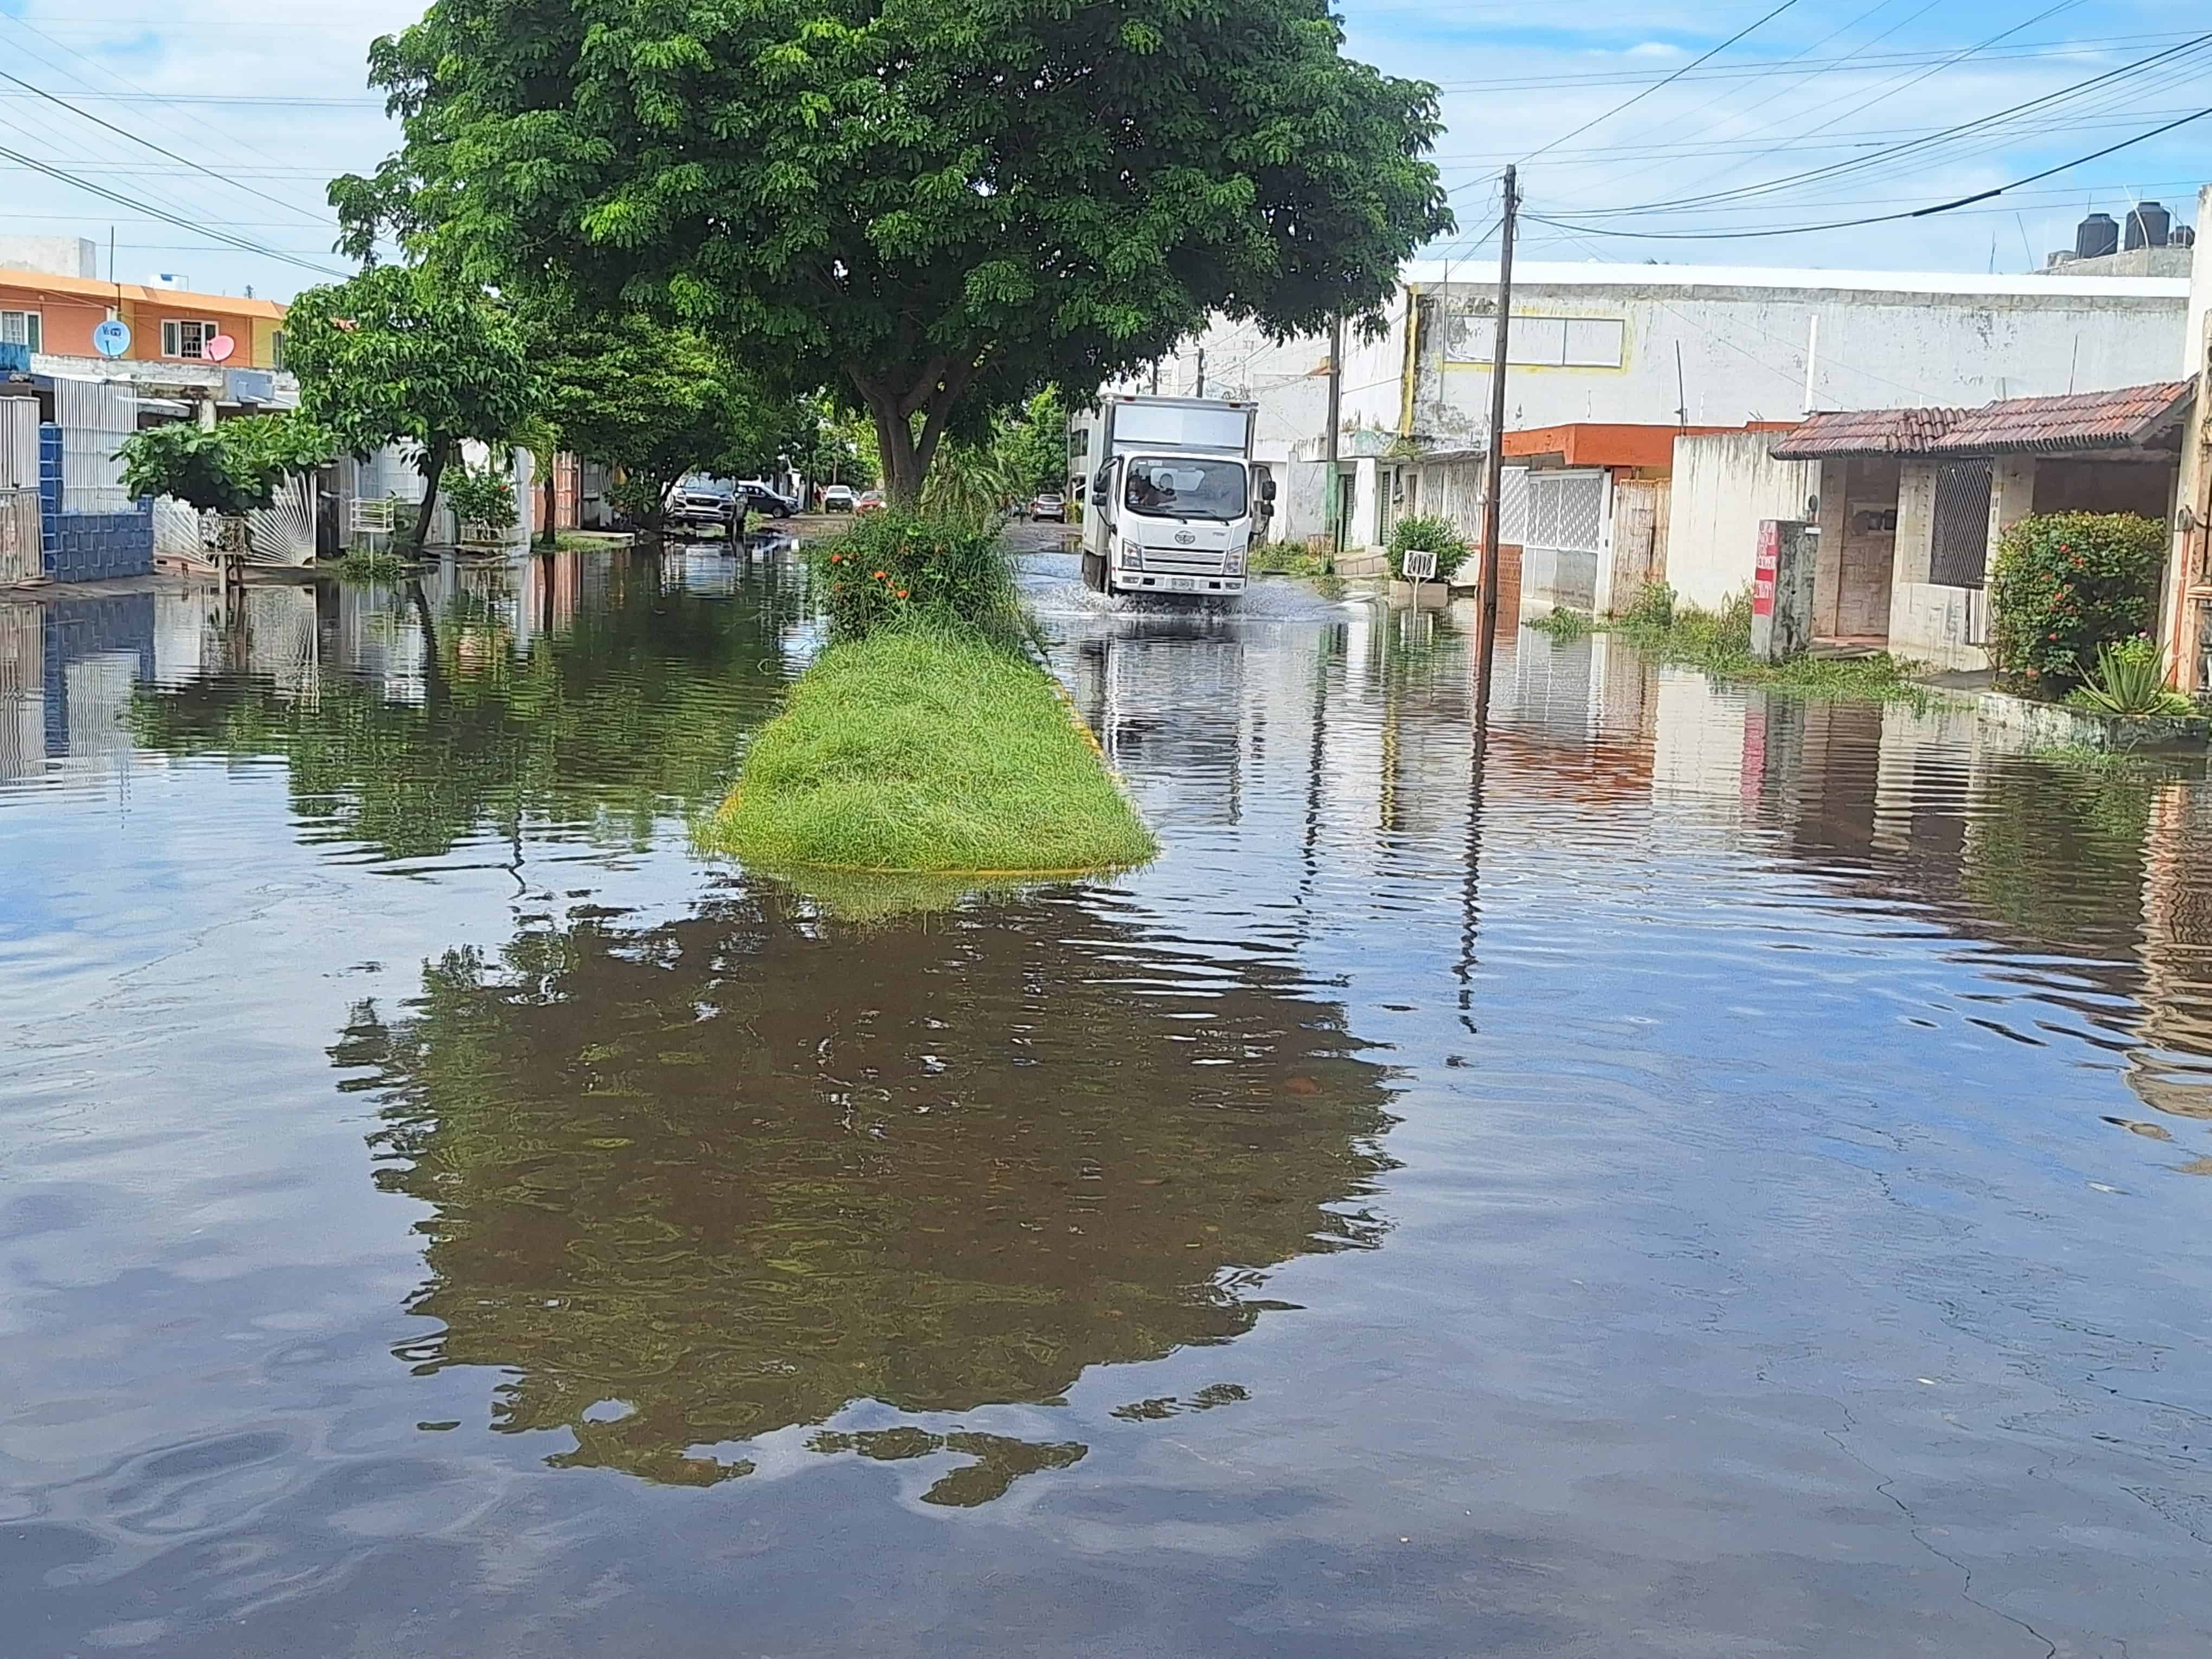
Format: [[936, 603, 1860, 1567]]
[[204, 334, 237, 363]]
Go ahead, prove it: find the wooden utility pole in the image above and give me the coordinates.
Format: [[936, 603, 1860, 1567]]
[[1474, 164, 1519, 725], [1195, 348, 1206, 398]]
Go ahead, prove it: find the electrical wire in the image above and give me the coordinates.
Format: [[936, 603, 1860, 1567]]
[[1527, 102, 2212, 242], [1602, 11, 2201, 220], [1515, 0, 1806, 166], [0, 68, 335, 225], [0, 140, 346, 276]]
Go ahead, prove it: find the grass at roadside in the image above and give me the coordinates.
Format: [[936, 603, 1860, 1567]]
[[1250, 543, 1330, 577], [705, 626, 1156, 876], [1531, 585, 1930, 702]]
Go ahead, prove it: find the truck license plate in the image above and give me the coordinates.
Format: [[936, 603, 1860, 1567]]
[[1170, 577, 1196, 591]]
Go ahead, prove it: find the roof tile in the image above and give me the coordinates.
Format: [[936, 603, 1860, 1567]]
[[1769, 379, 2194, 460]]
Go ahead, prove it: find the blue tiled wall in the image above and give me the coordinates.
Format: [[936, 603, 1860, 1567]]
[[38, 424, 59, 559], [39, 592, 155, 758], [49, 511, 155, 583], [37, 422, 154, 582]]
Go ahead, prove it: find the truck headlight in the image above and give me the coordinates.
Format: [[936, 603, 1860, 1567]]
[[1225, 545, 1246, 574], [1119, 540, 1143, 569]]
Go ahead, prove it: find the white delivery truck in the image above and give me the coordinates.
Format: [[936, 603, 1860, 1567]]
[[1078, 395, 1272, 597]]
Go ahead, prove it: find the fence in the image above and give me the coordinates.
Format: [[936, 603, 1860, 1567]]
[[54, 378, 136, 515]]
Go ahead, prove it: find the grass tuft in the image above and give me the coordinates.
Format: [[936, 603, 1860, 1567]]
[[706, 626, 1158, 878], [1536, 586, 1930, 703]]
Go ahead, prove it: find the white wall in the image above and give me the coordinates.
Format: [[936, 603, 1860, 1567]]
[[1666, 433, 1817, 612], [1413, 262, 2188, 446]]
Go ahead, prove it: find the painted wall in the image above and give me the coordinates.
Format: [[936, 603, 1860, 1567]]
[[1664, 433, 1817, 612], [1416, 263, 2187, 443], [0, 273, 284, 368]]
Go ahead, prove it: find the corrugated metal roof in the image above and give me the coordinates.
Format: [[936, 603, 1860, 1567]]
[[1770, 406, 1962, 459], [1770, 378, 2195, 460], [1934, 380, 2194, 454]]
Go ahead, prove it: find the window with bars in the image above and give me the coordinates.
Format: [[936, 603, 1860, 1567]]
[[1929, 463, 1992, 589], [0, 311, 40, 352], [160, 318, 220, 359]]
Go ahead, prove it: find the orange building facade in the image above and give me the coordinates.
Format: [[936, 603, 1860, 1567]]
[[0, 269, 285, 370]]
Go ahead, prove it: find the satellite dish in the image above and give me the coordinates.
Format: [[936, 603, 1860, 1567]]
[[92, 319, 131, 358], [204, 333, 237, 363]]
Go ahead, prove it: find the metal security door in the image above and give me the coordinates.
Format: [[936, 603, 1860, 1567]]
[[1929, 462, 1992, 589]]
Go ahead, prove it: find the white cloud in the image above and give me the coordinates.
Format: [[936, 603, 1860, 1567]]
[[1626, 42, 1689, 59]]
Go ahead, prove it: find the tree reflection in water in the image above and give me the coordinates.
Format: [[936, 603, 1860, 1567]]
[[333, 885, 1398, 1499]]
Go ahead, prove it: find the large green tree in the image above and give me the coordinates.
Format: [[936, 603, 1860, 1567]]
[[337, 0, 1450, 502], [286, 264, 536, 548], [535, 310, 800, 536]]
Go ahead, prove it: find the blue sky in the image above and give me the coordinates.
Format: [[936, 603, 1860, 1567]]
[[0, 0, 2203, 301]]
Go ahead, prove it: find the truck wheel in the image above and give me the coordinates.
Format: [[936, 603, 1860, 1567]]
[[1082, 551, 1106, 593]]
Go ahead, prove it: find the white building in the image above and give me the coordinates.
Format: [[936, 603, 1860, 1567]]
[[1159, 261, 2191, 573]]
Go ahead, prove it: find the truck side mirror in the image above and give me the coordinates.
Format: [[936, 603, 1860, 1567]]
[[1090, 482, 1108, 507], [1261, 478, 1278, 503]]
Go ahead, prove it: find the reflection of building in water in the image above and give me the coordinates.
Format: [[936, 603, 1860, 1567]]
[[0, 592, 154, 776], [333, 890, 1398, 1495], [2130, 781, 2212, 1135]]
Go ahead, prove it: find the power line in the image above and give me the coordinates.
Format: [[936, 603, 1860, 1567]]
[[0, 141, 346, 276], [1517, 0, 1806, 166], [1588, 25, 2212, 219], [0, 68, 335, 225], [1425, 30, 2190, 92], [1528, 103, 2212, 243]]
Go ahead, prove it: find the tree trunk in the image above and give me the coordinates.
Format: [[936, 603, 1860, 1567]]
[[413, 436, 453, 550], [869, 401, 925, 506]]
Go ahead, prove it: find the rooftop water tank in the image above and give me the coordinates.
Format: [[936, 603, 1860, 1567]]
[[2075, 212, 2118, 259], [2125, 201, 2171, 250]]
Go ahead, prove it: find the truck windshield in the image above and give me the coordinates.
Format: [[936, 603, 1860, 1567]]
[[1123, 458, 1246, 522]]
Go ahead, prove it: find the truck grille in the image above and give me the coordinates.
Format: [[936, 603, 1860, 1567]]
[[1141, 547, 1229, 576]]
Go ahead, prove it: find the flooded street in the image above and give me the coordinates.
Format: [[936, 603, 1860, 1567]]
[[3, 541, 2210, 1655]]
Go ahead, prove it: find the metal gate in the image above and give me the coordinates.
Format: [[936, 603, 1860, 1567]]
[[0, 399, 39, 586], [1930, 462, 1991, 589], [1520, 468, 1609, 614]]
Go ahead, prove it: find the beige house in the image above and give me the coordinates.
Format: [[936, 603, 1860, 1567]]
[[1769, 383, 2192, 670]]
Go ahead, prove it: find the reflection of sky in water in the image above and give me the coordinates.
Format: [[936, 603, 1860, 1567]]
[[1, 549, 2210, 1657]]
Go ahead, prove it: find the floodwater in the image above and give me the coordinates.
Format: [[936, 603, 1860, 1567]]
[[3, 541, 2210, 1656]]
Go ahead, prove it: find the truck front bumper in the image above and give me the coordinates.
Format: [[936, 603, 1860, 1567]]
[[1111, 572, 1246, 596]]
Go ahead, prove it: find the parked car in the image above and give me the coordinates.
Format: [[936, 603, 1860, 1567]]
[[667, 475, 742, 532], [1029, 491, 1066, 522], [856, 490, 886, 515], [822, 484, 858, 513], [737, 481, 798, 518]]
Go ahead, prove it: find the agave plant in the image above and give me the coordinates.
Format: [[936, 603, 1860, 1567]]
[[2066, 636, 2196, 717]]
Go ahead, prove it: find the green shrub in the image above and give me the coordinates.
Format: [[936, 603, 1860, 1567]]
[[2066, 636, 2194, 717], [445, 465, 519, 534], [117, 414, 335, 515], [1386, 512, 1470, 582], [806, 507, 1021, 643], [1986, 511, 2168, 690], [1615, 579, 1675, 628]]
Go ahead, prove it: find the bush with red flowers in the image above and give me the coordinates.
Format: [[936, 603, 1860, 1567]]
[[803, 506, 1021, 645], [1986, 511, 2169, 691]]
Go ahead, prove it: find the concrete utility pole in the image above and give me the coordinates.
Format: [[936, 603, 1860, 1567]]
[[1474, 163, 1519, 726], [1326, 315, 1345, 555], [1195, 348, 1206, 398]]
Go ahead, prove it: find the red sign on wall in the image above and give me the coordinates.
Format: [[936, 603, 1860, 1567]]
[[1752, 520, 1780, 618]]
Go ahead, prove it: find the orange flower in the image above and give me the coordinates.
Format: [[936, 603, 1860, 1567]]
[[873, 570, 888, 580], [896, 588, 908, 598], [829, 551, 843, 562]]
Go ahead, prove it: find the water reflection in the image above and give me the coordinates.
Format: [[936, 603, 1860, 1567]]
[[331, 885, 1396, 1494], [125, 548, 806, 858]]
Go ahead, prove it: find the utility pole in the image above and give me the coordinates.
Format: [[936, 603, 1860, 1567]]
[[1195, 348, 1206, 398], [1474, 164, 1519, 727], [1326, 315, 1345, 558]]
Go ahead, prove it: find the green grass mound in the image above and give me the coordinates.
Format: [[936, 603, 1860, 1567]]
[[710, 629, 1158, 876]]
